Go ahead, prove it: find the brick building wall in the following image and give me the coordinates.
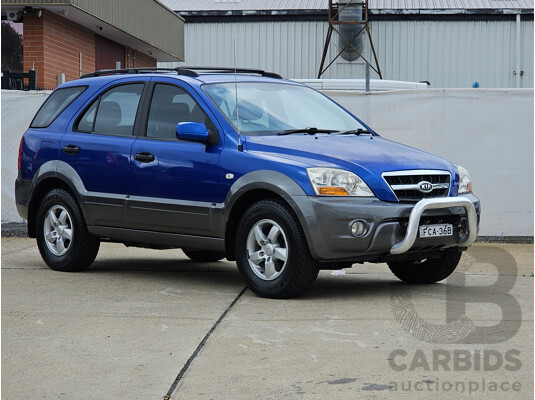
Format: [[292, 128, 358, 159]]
[[21, 12, 45, 87], [23, 10, 95, 89], [23, 9, 156, 89], [132, 51, 157, 69]]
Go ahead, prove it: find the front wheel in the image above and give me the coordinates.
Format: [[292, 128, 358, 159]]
[[36, 189, 100, 272], [388, 250, 462, 284], [235, 200, 319, 299]]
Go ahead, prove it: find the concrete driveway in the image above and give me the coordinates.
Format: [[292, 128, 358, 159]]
[[2, 237, 533, 399]]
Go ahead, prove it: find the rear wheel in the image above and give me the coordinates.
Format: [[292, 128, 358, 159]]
[[388, 250, 462, 284], [235, 199, 319, 299], [36, 189, 100, 272], [183, 249, 226, 262]]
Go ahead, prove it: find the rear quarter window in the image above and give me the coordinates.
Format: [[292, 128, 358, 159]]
[[30, 86, 86, 128]]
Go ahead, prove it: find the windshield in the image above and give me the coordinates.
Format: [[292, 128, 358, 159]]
[[203, 82, 366, 136]]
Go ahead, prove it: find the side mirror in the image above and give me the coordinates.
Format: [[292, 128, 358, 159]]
[[176, 122, 209, 143]]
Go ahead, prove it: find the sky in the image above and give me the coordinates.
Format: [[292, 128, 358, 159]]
[[5, 21, 23, 35]]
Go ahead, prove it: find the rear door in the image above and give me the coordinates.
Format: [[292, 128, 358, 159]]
[[128, 78, 223, 236], [61, 81, 146, 227]]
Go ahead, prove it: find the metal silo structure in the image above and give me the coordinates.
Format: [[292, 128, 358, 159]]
[[318, 0, 382, 79]]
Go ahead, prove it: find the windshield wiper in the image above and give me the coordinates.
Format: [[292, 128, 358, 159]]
[[277, 127, 339, 136], [339, 128, 373, 135]]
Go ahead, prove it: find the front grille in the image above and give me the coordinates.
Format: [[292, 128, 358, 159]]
[[383, 170, 451, 202], [419, 215, 461, 225]]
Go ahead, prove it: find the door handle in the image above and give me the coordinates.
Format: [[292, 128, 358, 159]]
[[61, 144, 80, 154], [134, 152, 155, 163]]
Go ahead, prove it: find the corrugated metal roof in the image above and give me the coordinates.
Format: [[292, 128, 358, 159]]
[[370, 0, 533, 9], [161, 0, 533, 10], [162, 0, 327, 11]]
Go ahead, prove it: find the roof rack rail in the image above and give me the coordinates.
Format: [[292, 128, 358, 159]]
[[80, 67, 283, 80], [80, 67, 192, 79], [175, 67, 283, 79]]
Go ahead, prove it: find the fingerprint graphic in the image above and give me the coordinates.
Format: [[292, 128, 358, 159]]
[[390, 253, 477, 343]]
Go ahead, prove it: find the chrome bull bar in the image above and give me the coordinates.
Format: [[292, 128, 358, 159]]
[[390, 197, 478, 255]]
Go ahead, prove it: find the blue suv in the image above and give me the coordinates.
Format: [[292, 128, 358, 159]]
[[15, 67, 480, 298]]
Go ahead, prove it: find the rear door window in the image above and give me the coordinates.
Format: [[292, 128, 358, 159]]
[[31, 86, 86, 128], [76, 84, 144, 136]]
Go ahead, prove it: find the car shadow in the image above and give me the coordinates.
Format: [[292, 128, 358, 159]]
[[84, 257, 245, 290], [83, 258, 496, 302], [89, 257, 235, 273], [301, 276, 404, 300], [85, 258, 399, 299]]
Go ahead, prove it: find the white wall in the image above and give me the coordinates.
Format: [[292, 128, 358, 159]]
[[2, 88, 533, 236]]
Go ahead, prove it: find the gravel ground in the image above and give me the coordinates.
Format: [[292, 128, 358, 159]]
[[1, 222, 28, 238]]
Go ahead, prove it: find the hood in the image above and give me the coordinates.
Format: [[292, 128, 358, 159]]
[[244, 134, 457, 202]]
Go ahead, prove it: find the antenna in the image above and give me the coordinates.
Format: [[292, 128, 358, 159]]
[[233, 39, 243, 151]]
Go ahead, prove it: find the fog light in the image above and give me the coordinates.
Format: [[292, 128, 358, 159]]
[[351, 220, 368, 237]]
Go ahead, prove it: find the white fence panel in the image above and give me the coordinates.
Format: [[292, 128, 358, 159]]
[[1, 90, 51, 223]]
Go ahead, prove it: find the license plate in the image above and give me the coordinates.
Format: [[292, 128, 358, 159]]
[[419, 224, 453, 238]]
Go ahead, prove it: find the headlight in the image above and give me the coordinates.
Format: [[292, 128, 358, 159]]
[[457, 165, 472, 194], [307, 167, 374, 196]]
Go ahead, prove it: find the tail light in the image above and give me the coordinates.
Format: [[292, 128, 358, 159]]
[[18, 137, 23, 171]]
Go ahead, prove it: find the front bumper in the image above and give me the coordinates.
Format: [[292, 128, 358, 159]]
[[294, 193, 480, 261]]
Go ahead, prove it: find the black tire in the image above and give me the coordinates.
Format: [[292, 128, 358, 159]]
[[183, 249, 226, 262], [235, 199, 319, 299], [36, 189, 100, 272], [388, 250, 462, 284]]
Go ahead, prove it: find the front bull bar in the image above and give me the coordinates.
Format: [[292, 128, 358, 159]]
[[390, 197, 478, 255]]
